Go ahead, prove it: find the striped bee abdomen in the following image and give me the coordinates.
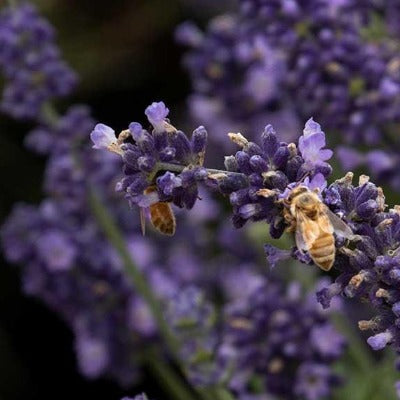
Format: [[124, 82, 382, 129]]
[[149, 202, 176, 236], [309, 231, 335, 271]]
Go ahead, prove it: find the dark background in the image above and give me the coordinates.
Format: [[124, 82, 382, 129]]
[[0, 1, 233, 398]]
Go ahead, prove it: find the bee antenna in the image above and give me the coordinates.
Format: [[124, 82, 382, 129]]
[[298, 171, 310, 183], [282, 172, 311, 194]]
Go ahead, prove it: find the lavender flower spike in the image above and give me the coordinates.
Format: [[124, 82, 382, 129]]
[[92, 101, 209, 211], [0, 4, 77, 120]]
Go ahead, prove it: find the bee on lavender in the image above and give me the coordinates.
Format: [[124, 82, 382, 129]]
[[141, 186, 176, 236], [283, 185, 353, 271]]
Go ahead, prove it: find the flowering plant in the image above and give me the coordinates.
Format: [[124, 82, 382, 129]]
[[1, 2, 400, 400]]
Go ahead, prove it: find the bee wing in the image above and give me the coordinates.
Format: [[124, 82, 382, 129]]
[[140, 208, 146, 236], [323, 206, 353, 238], [316, 208, 334, 235], [296, 212, 320, 252], [295, 225, 308, 253]]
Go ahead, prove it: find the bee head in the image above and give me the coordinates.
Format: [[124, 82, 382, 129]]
[[287, 185, 308, 202], [297, 191, 320, 210]]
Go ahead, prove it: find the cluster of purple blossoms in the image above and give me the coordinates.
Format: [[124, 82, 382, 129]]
[[91, 101, 208, 211], [1, 199, 142, 383], [178, 0, 400, 189], [166, 278, 345, 400], [2, 0, 400, 398], [94, 102, 333, 243], [316, 173, 400, 361], [99, 100, 400, 391], [176, 16, 300, 145], [222, 118, 332, 240], [0, 3, 77, 120]]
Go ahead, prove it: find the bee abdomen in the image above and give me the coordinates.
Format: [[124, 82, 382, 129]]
[[310, 232, 335, 271], [149, 202, 176, 236]]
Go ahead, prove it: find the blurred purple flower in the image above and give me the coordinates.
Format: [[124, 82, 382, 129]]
[[35, 230, 77, 271], [294, 363, 334, 400], [179, 0, 400, 189], [0, 4, 76, 120], [336, 147, 365, 171], [75, 334, 109, 378]]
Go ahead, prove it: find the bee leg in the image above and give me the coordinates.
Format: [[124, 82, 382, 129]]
[[283, 210, 296, 232]]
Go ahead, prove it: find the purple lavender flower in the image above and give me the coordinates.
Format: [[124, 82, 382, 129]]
[[166, 279, 345, 399], [222, 279, 344, 399], [145, 101, 170, 133], [35, 230, 77, 271], [0, 4, 77, 120], [75, 332, 110, 378], [294, 363, 335, 400], [177, 14, 299, 145], [220, 120, 331, 237], [91, 124, 118, 150], [298, 119, 332, 174], [179, 1, 400, 189], [92, 102, 208, 211], [302, 173, 400, 375]]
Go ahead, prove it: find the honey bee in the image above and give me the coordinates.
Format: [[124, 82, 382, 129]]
[[283, 186, 352, 271], [140, 186, 176, 236]]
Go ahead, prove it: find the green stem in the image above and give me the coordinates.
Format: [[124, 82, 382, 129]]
[[88, 187, 179, 356], [6, 0, 17, 8], [157, 161, 247, 179], [144, 350, 198, 400], [213, 387, 237, 400], [41, 102, 60, 127], [332, 312, 374, 372]]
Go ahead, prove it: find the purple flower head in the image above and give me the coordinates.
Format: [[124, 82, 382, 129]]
[[91, 123, 117, 150], [75, 334, 109, 378], [367, 330, 394, 351], [175, 21, 204, 47], [157, 172, 182, 196], [336, 146, 365, 171], [35, 230, 76, 271], [216, 121, 334, 241], [96, 102, 208, 211], [311, 324, 346, 359], [294, 363, 333, 400], [145, 101, 170, 133], [0, 4, 77, 121], [222, 277, 344, 398], [179, 0, 400, 189], [177, 15, 299, 147], [366, 150, 396, 177], [127, 297, 156, 337], [305, 172, 327, 192], [264, 244, 291, 268], [129, 122, 143, 141], [0, 204, 40, 263], [298, 118, 332, 173]]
